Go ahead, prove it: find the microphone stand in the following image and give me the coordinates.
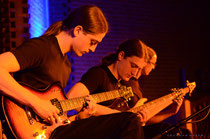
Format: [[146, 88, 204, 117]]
[[153, 104, 210, 139]]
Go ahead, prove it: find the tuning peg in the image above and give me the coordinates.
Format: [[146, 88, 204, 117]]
[[171, 88, 177, 92]]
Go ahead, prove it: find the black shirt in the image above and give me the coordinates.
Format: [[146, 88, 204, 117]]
[[80, 65, 119, 106], [80, 65, 143, 108], [11, 35, 71, 89]]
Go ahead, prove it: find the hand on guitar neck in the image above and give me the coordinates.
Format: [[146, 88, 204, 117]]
[[133, 96, 185, 126], [169, 97, 184, 115], [74, 95, 97, 120], [130, 81, 196, 125]]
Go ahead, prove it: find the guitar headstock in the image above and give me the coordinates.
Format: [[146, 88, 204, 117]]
[[186, 80, 196, 96], [118, 86, 134, 102], [171, 80, 196, 99]]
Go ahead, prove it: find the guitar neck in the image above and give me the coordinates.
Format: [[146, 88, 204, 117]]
[[60, 90, 120, 112], [92, 90, 121, 103], [130, 88, 188, 120]]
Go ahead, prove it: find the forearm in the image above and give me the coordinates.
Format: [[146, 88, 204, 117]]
[[146, 111, 174, 124], [67, 82, 121, 117], [94, 104, 121, 116], [0, 68, 39, 107], [74, 104, 121, 120]]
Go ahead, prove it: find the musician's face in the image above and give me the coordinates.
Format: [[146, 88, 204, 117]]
[[142, 55, 157, 75], [71, 26, 106, 56], [117, 54, 145, 81]]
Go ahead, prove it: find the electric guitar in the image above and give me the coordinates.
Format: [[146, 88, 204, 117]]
[[0, 83, 133, 139], [112, 81, 196, 123]]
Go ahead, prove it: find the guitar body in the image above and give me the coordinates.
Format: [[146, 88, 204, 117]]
[[132, 98, 148, 109], [1, 83, 68, 139], [109, 98, 130, 111], [109, 98, 148, 112]]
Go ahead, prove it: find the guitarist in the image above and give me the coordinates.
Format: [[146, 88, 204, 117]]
[[67, 39, 148, 116], [0, 5, 144, 139], [122, 47, 185, 138], [67, 41, 184, 138]]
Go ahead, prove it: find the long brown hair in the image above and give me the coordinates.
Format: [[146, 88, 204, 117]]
[[43, 5, 108, 36], [146, 46, 156, 62], [102, 39, 147, 66]]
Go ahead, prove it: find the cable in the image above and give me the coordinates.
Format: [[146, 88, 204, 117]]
[[185, 108, 210, 124]]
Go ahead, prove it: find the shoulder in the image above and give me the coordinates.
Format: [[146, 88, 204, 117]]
[[10, 36, 56, 69], [21, 36, 55, 48], [81, 65, 106, 81], [87, 65, 106, 73], [83, 65, 108, 77], [11, 36, 53, 57]]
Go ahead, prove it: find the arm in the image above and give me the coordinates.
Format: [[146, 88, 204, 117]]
[[146, 98, 184, 124], [66, 82, 120, 117], [146, 111, 174, 124], [0, 52, 59, 122], [131, 96, 183, 125]]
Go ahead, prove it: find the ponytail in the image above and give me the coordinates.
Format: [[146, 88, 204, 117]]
[[42, 21, 63, 36], [101, 53, 117, 66]]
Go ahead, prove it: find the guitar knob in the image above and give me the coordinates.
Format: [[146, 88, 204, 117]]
[[64, 119, 71, 124], [42, 125, 47, 129], [121, 103, 124, 106], [33, 132, 39, 137]]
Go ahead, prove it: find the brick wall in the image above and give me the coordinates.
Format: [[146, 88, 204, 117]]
[[0, 0, 29, 53], [49, 0, 210, 103]]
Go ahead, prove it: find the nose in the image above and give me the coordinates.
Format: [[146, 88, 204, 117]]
[[131, 68, 139, 77], [89, 45, 97, 52], [152, 64, 156, 69]]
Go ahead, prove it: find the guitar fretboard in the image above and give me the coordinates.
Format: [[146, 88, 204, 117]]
[[130, 87, 189, 120], [60, 90, 122, 112]]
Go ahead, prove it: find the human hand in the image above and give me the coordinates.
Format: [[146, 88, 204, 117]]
[[30, 97, 61, 125], [137, 107, 148, 126], [77, 95, 96, 119], [170, 97, 184, 115]]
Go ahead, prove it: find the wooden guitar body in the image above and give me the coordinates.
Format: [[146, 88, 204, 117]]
[[1, 83, 67, 139]]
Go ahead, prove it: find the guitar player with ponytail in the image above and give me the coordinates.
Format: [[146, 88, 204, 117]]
[[67, 41, 195, 138]]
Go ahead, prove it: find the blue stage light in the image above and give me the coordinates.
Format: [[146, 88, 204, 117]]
[[28, 0, 49, 38]]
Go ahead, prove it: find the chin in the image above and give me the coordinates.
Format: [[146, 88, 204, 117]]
[[123, 77, 130, 82]]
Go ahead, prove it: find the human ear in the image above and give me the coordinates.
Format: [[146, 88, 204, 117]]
[[73, 25, 83, 37], [118, 51, 125, 61]]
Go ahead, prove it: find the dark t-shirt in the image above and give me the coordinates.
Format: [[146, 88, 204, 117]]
[[80, 65, 143, 108], [80, 65, 119, 106], [122, 78, 143, 107], [11, 35, 71, 89]]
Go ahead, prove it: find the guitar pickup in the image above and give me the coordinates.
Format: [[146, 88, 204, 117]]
[[25, 106, 34, 125]]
